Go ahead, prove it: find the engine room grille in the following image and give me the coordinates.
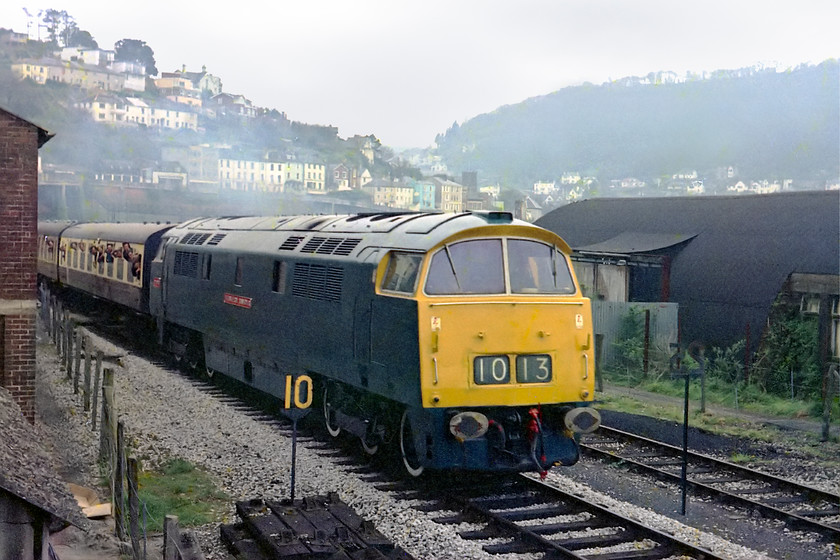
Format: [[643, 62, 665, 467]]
[[206, 233, 226, 246], [173, 251, 200, 277], [299, 236, 362, 256], [181, 233, 211, 246], [279, 236, 305, 251], [292, 263, 343, 302]]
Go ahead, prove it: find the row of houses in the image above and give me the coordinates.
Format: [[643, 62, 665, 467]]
[[9, 42, 259, 132]]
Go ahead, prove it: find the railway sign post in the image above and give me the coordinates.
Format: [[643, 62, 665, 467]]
[[280, 374, 312, 502]]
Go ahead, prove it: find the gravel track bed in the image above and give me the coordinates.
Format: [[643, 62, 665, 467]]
[[35, 326, 826, 560]]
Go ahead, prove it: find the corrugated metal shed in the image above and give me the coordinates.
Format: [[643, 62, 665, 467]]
[[536, 191, 840, 352]]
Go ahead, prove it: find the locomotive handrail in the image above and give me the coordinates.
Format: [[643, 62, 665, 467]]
[[433, 357, 439, 384]]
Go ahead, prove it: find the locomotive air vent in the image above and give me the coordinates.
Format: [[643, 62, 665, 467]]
[[292, 263, 343, 302], [300, 236, 362, 256], [173, 251, 199, 278], [301, 237, 328, 253], [333, 238, 361, 256], [206, 233, 226, 246], [181, 233, 211, 246], [279, 236, 305, 251]]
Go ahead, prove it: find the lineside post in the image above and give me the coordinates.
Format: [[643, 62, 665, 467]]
[[91, 351, 103, 430], [115, 420, 126, 542], [128, 457, 141, 560], [83, 335, 92, 411]]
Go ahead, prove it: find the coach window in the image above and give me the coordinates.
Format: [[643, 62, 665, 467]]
[[382, 252, 422, 293], [234, 257, 244, 286], [425, 239, 504, 295], [508, 240, 575, 294], [272, 260, 287, 293]]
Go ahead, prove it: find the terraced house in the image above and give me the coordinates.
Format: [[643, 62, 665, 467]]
[[76, 94, 199, 130]]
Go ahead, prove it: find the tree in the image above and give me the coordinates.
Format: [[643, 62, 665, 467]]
[[114, 39, 158, 76], [40, 9, 73, 47], [66, 26, 98, 49]]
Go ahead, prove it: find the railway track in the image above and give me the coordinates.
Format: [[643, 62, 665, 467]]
[[67, 308, 807, 558], [581, 425, 840, 543], [421, 475, 725, 559], [144, 360, 730, 559]]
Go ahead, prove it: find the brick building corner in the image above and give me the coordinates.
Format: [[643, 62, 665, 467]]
[[0, 107, 52, 422]]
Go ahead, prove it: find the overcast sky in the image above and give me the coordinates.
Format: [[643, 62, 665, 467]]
[[2, 1, 838, 148]]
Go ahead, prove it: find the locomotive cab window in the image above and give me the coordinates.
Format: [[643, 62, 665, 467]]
[[425, 239, 504, 295], [382, 252, 422, 293], [508, 239, 575, 294]]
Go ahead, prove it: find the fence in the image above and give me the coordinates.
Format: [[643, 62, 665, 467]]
[[40, 286, 205, 560], [592, 301, 679, 372]]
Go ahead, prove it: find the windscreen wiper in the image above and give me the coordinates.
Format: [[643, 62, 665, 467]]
[[444, 244, 461, 290]]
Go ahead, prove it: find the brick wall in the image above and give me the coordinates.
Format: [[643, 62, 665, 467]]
[[0, 108, 47, 422]]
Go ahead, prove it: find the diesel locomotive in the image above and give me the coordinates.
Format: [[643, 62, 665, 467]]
[[38, 211, 600, 476]]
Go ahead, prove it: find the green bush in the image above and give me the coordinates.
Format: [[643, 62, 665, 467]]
[[752, 301, 820, 399]]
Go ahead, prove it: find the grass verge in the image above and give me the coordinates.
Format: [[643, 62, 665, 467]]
[[136, 458, 229, 532]]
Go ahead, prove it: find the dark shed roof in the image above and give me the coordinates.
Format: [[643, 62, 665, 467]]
[[0, 387, 85, 532], [536, 191, 840, 349]]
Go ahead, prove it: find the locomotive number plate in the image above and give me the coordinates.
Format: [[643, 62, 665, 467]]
[[516, 354, 552, 383], [473, 354, 552, 385]]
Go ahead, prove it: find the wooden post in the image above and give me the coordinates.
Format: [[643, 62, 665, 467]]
[[642, 309, 651, 377], [91, 351, 103, 431], [127, 457, 141, 560], [115, 420, 126, 542], [99, 368, 115, 463], [64, 318, 72, 377], [163, 516, 179, 560], [83, 336, 92, 411], [52, 298, 60, 347], [73, 328, 83, 394]]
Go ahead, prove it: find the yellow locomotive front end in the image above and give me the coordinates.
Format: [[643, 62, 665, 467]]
[[380, 222, 600, 474]]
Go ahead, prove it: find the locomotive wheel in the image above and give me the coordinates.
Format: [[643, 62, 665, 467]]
[[360, 434, 379, 455], [360, 419, 380, 455], [400, 410, 425, 477], [323, 386, 341, 437]]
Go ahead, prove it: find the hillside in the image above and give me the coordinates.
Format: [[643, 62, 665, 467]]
[[435, 61, 839, 189]]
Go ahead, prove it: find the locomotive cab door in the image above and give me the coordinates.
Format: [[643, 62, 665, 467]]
[[149, 236, 174, 345]]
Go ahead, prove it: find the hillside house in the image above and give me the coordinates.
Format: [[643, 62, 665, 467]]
[[432, 177, 465, 213], [209, 93, 257, 118], [77, 95, 198, 131]]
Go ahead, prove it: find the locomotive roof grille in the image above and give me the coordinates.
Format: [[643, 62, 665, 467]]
[[279, 236, 305, 251], [299, 236, 362, 256], [206, 233, 226, 246], [333, 238, 361, 256], [181, 232, 211, 245]]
